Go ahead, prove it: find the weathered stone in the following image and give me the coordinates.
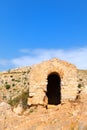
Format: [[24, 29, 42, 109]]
[[28, 58, 78, 106], [0, 102, 11, 111], [13, 103, 23, 115], [0, 58, 87, 108]]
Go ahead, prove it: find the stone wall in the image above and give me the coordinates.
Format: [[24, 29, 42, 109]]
[[0, 58, 87, 107], [28, 58, 78, 106]]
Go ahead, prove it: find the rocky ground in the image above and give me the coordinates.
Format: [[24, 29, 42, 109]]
[[0, 93, 87, 130], [0, 68, 87, 130]]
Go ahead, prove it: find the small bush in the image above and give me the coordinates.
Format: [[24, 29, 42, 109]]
[[2, 93, 6, 99], [27, 82, 29, 85], [29, 109, 34, 113], [23, 72, 26, 75], [78, 84, 82, 88], [1, 80, 4, 83], [5, 84, 11, 89], [12, 78, 15, 81], [5, 81, 8, 84], [12, 83, 15, 87], [12, 78, 20, 82], [24, 77, 28, 81], [13, 88, 16, 91], [8, 89, 29, 109], [10, 75, 13, 78], [24, 82, 26, 85], [27, 70, 30, 73], [21, 90, 29, 109], [15, 79, 20, 82]]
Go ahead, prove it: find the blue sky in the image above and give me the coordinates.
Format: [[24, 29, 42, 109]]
[[0, 0, 87, 71]]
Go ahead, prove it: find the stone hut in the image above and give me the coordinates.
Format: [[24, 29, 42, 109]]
[[28, 58, 78, 106]]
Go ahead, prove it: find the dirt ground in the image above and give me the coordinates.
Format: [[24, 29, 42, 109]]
[[0, 94, 87, 130]]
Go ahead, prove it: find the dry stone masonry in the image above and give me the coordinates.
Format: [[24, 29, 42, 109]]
[[28, 58, 78, 106], [1, 58, 87, 108]]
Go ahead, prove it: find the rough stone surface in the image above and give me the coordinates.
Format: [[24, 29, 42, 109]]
[[0, 97, 87, 130], [0, 102, 11, 111], [13, 103, 23, 115], [28, 58, 78, 106], [77, 70, 87, 94], [0, 58, 87, 108], [0, 58, 87, 130]]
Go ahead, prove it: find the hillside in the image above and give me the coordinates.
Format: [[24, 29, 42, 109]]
[[0, 67, 87, 130], [0, 67, 31, 103], [77, 69, 87, 86]]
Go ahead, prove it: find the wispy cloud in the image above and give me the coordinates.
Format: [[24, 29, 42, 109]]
[[12, 47, 87, 69], [0, 47, 87, 71]]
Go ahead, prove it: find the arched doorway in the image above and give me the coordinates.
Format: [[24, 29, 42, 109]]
[[46, 72, 61, 105]]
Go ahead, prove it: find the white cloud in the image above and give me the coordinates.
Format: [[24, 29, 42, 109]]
[[0, 47, 87, 70], [11, 47, 87, 69]]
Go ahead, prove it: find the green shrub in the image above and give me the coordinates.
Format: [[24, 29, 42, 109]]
[[12, 78, 15, 81], [2, 93, 6, 99], [5, 84, 11, 89], [21, 90, 29, 109], [12, 83, 15, 86], [12, 78, 20, 82], [27, 69, 30, 73], [5, 81, 8, 84], [15, 79, 20, 82], [24, 82, 26, 85], [24, 77, 28, 81], [8, 89, 29, 109], [78, 84, 82, 88], [13, 88, 16, 91]]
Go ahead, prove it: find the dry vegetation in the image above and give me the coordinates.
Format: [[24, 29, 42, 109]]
[[0, 67, 30, 103]]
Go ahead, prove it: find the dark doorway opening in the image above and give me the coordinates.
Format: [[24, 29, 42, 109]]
[[46, 72, 61, 105]]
